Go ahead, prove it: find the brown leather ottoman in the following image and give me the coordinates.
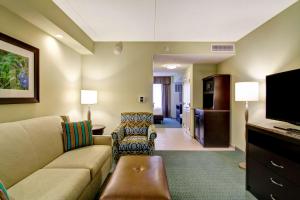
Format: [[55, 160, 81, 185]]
[[100, 156, 171, 200]]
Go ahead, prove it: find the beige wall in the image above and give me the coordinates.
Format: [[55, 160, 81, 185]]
[[0, 6, 82, 122], [217, 2, 300, 151], [82, 43, 155, 134], [193, 64, 217, 109], [82, 42, 218, 134]]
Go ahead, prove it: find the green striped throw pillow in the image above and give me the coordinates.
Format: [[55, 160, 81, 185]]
[[61, 121, 93, 152], [0, 181, 9, 200]]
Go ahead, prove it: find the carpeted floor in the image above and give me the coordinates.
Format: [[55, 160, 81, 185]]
[[154, 150, 257, 200], [155, 118, 182, 128]]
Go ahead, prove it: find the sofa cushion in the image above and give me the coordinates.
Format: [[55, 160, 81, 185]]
[[0, 181, 9, 200], [61, 121, 93, 152], [8, 169, 90, 200], [119, 136, 149, 152], [19, 116, 64, 168], [0, 122, 40, 188], [45, 145, 111, 179]]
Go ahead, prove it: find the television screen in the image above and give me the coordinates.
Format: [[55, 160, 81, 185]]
[[266, 68, 300, 125]]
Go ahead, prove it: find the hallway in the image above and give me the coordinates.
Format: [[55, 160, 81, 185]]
[[155, 118, 182, 128], [155, 128, 235, 151]]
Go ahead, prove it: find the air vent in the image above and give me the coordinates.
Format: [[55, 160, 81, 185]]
[[211, 44, 235, 52]]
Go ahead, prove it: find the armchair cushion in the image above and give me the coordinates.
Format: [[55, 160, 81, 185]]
[[121, 112, 153, 135], [119, 136, 149, 153]]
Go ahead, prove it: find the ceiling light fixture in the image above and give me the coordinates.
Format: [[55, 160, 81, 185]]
[[163, 64, 180, 69], [55, 34, 63, 38]]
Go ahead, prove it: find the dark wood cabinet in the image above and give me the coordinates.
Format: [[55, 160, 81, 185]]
[[246, 124, 300, 200], [194, 74, 230, 147], [92, 124, 106, 135], [203, 75, 230, 110], [195, 109, 230, 147]]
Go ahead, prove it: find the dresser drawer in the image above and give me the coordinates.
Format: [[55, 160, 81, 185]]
[[248, 158, 300, 200], [248, 143, 300, 186]]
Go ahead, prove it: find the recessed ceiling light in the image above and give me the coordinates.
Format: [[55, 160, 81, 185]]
[[163, 64, 180, 69], [55, 34, 63, 38]]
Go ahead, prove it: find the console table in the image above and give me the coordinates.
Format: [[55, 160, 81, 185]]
[[92, 124, 105, 135], [246, 123, 300, 200]]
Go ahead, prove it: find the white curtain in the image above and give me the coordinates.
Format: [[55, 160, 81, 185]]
[[153, 84, 162, 109]]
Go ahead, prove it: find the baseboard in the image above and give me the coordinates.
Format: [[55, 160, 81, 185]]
[[234, 146, 245, 153]]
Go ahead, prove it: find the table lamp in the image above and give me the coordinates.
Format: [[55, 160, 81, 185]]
[[235, 82, 259, 169], [81, 90, 98, 121]]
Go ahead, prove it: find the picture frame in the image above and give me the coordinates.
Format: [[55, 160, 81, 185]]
[[0, 32, 39, 104]]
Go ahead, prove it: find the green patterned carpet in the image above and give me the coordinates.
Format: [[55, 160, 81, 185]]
[[154, 151, 257, 200]]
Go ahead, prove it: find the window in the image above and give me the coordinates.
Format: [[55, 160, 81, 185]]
[[153, 84, 162, 109]]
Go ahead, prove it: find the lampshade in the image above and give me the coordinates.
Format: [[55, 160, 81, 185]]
[[235, 82, 259, 101], [81, 90, 98, 105]]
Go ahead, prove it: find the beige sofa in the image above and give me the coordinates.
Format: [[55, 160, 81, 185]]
[[0, 116, 112, 200]]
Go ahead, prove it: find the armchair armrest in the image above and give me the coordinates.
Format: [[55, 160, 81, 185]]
[[93, 135, 112, 146], [111, 124, 125, 142], [111, 124, 125, 161], [148, 124, 157, 141]]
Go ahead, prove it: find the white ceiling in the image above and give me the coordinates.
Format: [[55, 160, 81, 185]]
[[53, 0, 297, 41], [154, 54, 234, 65], [153, 53, 233, 75]]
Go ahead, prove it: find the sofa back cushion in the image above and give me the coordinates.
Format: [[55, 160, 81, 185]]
[[0, 122, 40, 188], [19, 116, 64, 167], [121, 112, 153, 136], [61, 121, 93, 152], [0, 116, 64, 188]]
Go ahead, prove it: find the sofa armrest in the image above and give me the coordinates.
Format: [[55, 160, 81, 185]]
[[148, 124, 157, 141], [111, 124, 125, 142], [93, 135, 112, 146]]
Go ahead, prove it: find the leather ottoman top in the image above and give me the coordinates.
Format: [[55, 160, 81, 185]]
[[100, 155, 171, 200]]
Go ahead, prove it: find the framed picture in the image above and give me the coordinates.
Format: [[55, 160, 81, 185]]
[[0, 32, 39, 104]]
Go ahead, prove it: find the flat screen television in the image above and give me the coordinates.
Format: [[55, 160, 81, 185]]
[[266, 68, 300, 125]]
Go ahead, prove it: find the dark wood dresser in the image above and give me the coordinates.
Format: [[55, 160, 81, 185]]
[[246, 123, 300, 200], [194, 74, 230, 147]]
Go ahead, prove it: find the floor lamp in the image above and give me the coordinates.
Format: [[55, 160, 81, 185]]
[[235, 82, 259, 169], [81, 90, 98, 121]]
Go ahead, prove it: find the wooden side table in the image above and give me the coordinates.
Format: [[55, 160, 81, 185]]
[[92, 124, 105, 135]]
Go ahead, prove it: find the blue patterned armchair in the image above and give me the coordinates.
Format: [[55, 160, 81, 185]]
[[111, 112, 157, 161]]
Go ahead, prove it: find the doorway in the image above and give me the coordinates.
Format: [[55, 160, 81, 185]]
[[152, 65, 184, 128]]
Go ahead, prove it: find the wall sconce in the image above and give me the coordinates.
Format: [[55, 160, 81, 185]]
[[113, 42, 123, 55]]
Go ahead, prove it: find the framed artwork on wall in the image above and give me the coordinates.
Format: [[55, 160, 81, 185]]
[[0, 32, 39, 104]]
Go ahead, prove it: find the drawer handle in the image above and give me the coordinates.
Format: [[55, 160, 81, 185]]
[[270, 160, 284, 169], [270, 194, 276, 200], [270, 177, 283, 187]]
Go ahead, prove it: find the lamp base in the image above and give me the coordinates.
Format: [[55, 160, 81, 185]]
[[87, 107, 91, 121], [239, 162, 246, 169]]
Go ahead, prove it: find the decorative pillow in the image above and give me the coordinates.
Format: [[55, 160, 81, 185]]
[[61, 121, 93, 152], [0, 181, 9, 200]]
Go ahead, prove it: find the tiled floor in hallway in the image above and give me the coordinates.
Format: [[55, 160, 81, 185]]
[[155, 128, 235, 151]]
